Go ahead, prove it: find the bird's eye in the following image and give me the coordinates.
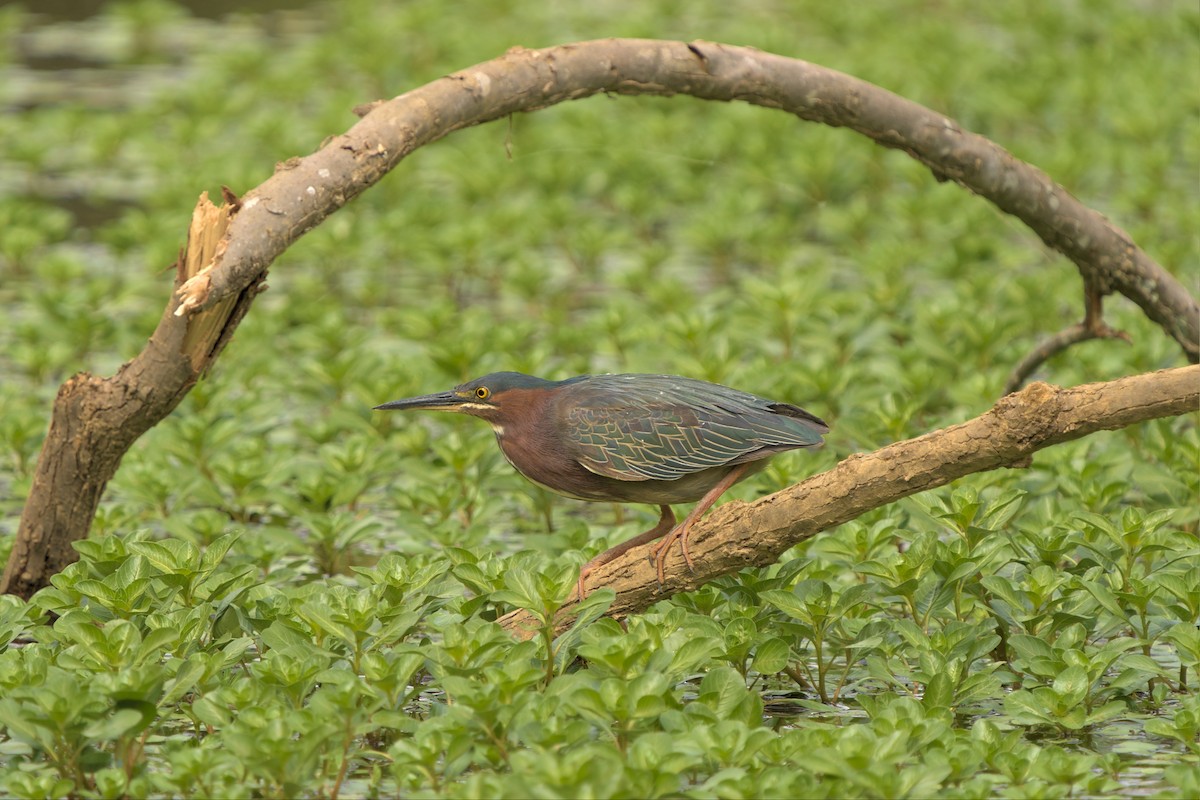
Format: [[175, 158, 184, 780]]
[[475, 386, 490, 400]]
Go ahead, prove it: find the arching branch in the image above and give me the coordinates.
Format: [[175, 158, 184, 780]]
[[498, 366, 1200, 639], [175, 39, 1197, 359]]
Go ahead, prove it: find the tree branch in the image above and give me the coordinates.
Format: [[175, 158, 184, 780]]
[[1004, 282, 1131, 394], [6, 39, 1195, 597], [498, 366, 1200, 639]]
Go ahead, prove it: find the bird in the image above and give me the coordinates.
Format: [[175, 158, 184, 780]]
[[375, 372, 828, 598]]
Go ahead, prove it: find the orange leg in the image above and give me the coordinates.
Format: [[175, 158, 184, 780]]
[[574, 504, 675, 601], [650, 462, 751, 585]]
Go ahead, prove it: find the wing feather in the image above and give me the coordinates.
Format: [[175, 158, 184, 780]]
[[560, 375, 826, 482]]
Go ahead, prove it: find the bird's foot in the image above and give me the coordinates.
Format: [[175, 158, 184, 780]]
[[572, 562, 598, 603], [573, 569, 589, 603], [649, 523, 696, 586], [574, 505, 678, 600], [570, 548, 627, 602], [646, 464, 747, 588]]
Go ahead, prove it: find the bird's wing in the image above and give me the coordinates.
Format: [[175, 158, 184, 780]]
[[567, 402, 755, 481], [562, 377, 823, 482]]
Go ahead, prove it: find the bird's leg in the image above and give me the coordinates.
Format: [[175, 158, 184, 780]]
[[573, 504, 675, 601], [651, 462, 752, 585]]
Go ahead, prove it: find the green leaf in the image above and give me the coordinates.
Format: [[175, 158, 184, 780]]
[[1004, 690, 1055, 726], [1084, 701, 1129, 727], [1006, 634, 1054, 662], [921, 671, 955, 710], [499, 567, 542, 610], [162, 655, 207, 705], [128, 538, 199, 573], [667, 633, 722, 676], [0, 698, 56, 751], [1079, 579, 1128, 620], [1052, 666, 1090, 706], [698, 667, 749, 720], [83, 708, 147, 741], [751, 638, 790, 675], [199, 533, 240, 572], [191, 695, 231, 727]]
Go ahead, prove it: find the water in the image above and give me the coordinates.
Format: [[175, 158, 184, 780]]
[[0, 0, 324, 227]]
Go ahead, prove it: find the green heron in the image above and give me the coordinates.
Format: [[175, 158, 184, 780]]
[[375, 372, 828, 597]]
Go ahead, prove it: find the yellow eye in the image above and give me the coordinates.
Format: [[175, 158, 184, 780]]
[[475, 386, 490, 400]]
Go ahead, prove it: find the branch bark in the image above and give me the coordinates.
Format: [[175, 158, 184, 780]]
[[498, 366, 1200, 639], [6, 39, 1196, 598]]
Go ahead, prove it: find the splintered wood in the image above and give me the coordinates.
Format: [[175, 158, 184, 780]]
[[178, 192, 239, 373]]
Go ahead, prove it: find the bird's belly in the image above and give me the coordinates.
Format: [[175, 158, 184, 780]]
[[496, 432, 768, 506], [591, 461, 769, 504], [520, 459, 766, 505]]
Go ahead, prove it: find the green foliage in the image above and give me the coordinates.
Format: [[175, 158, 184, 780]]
[[1, 0, 1197, 797]]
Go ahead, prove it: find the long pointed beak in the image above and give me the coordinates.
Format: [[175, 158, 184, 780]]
[[373, 391, 462, 412]]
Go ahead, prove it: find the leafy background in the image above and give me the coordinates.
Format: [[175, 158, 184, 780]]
[[0, 0, 1197, 797]]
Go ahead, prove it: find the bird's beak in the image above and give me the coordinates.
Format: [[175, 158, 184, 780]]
[[373, 390, 462, 412]]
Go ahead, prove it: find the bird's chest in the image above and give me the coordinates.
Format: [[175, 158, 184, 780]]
[[493, 428, 602, 501]]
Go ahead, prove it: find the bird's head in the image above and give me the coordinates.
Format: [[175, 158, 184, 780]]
[[374, 372, 558, 429]]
